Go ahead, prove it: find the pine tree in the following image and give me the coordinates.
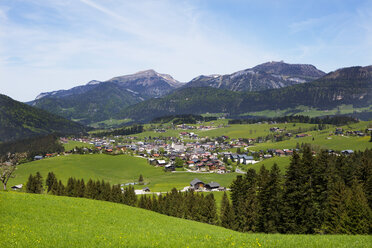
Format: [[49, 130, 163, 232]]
[[57, 180, 65, 196], [110, 184, 122, 203], [204, 194, 218, 225], [138, 174, 144, 185], [34, 172, 43, 194], [257, 164, 282, 233], [231, 169, 258, 232], [322, 180, 348, 234], [220, 192, 235, 229], [46, 172, 57, 192], [281, 151, 303, 233], [85, 179, 94, 199], [66, 177, 75, 197], [343, 181, 372, 234], [26, 174, 35, 193]]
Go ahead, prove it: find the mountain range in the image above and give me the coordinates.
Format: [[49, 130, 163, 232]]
[[26, 62, 372, 126], [0, 94, 89, 142], [185, 61, 325, 91]]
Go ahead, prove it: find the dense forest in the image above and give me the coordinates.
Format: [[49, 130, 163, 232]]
[[93, 125, 144, 137], [151, 114, 217, 124], [26, 147, 372, 234], [0, 94, 88, 142], [0, 134, 64, 159]]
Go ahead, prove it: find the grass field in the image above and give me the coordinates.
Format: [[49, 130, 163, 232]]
[[63, 140, 94, 151], [1, 192, 370, 248], [6, 154, 239, 192]]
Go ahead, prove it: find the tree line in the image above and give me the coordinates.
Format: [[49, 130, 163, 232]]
[[94, 125, 144, 138], [228, 115, 359, 126], [151, 114, 217, 125]]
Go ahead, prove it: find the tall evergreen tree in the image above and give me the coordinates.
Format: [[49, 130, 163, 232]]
[[220, 192, 235, 229], [66, 177, 75, 197], [46, 172, 57, 192], [257, 164, 282, 233]]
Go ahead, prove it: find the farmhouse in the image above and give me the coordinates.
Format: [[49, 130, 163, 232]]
[[205, 182, 220, 191], [190, 178, 205, 190]]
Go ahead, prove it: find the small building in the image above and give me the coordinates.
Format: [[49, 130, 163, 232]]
[[11, 184, 23, 190], [205, 182, 220, 191], [341, 150, 354, 155], [142, 187, 150, 192], [190, 178, 205, 190], [34, 155, 43, 160], [165, 164, 175, 171], [156, 160, 167, 166]]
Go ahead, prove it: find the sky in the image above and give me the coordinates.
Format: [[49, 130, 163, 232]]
[[0, 0, 371, 102]]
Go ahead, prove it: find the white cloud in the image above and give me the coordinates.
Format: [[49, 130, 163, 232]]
[[0, 0, 274, 101]]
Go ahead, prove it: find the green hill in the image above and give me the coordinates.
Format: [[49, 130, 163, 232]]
[[7, 154, 239, 192], [0, 94, 89, 142], [0, 192, 370, 248]]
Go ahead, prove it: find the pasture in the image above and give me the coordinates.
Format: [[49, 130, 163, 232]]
[[1, 192, 370, 248], [7, 154, 239, 192]]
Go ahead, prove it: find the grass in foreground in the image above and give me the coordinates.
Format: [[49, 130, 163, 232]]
[[1, 192, 370, 248]]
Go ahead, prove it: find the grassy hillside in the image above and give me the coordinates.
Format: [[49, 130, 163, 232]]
[[1, 192, 370, 248], [7, 155, 239, 192], [0, 94, 88, 142]]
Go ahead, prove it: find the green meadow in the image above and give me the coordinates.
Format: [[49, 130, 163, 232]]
[[63, 140, 94, 151], [1, 192, 371, 248], [7, 154, 239, 192]]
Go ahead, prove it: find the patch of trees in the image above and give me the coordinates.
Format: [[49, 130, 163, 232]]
[[0, 134, 64, 159], [137, 189, 218, 225], [94, 125, 144, 138], [227, 147, 372, 234], [229, 115, 359, 126], [151, 114, 217, 124]]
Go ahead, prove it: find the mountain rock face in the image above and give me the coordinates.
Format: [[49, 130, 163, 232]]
[[185, 61, 326, 91], [29, 70, 183, 125], [0, 94, 88, 142], [118, 66, 371, 122]]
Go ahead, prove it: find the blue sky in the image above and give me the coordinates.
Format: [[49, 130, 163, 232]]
[[0, 0, 371, 101]]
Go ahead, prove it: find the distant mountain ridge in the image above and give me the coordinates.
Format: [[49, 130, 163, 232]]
[[184, 61, 326, 92], [28, 63, 372, 126], [0, 94, 88, 142], [29, 69, 184, 125], [117, 65, 372, 122]]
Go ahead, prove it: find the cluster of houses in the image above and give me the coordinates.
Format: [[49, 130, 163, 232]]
[[334, 128, 370, 137]]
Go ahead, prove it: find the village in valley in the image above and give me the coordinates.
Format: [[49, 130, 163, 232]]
[[42, 118, 371, 194]]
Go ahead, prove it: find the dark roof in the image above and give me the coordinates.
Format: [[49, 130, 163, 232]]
[[143, 187, 150, 191], [206, 182, 220, 188], [190, 178, 204, 186]]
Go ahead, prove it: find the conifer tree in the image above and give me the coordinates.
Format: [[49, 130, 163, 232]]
[[220, 192, 235, 229], [257, 164, 282, 233], [85, 179, 95, 199], [204, 194, 218, 225], [138, 174, 144, 185], [57, 180, 65, 196], [281, 151, 303, 233], [34, 172, 43, 194], [26, 174, 35, 193], [343, 181, 372, 234], [46, 172, 57, 192], [66, 177, 75, 197]]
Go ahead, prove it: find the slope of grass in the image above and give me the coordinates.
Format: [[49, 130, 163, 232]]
[[6, 154, 238, 192], [63, 140, 94, 151], [1, 192, 370, 248]]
